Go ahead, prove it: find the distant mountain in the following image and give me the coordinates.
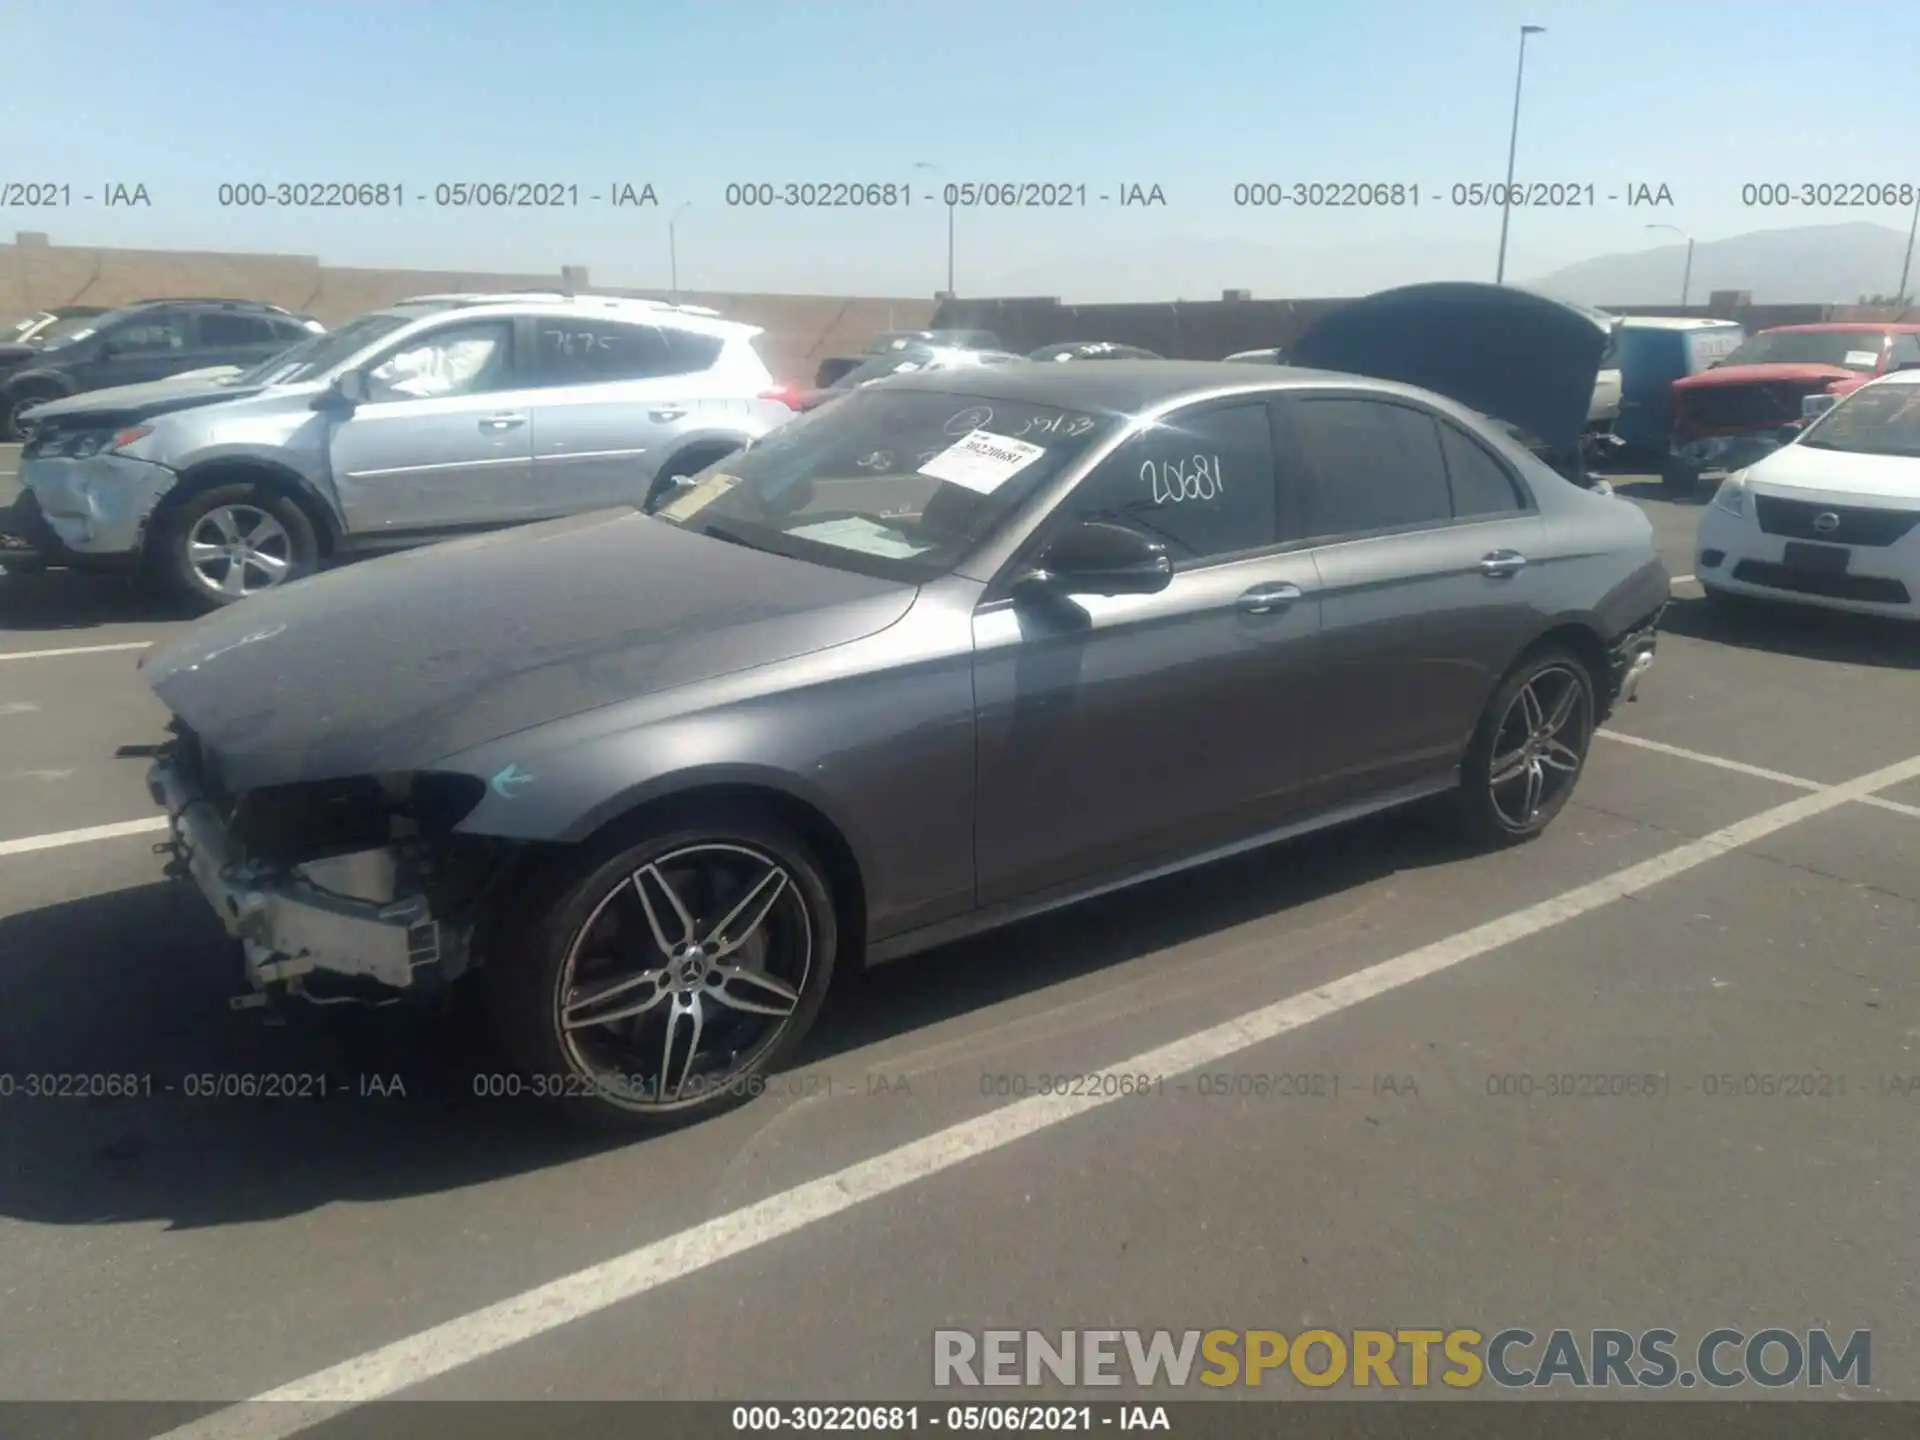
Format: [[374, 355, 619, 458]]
[[1527, 222, 1915, 305]]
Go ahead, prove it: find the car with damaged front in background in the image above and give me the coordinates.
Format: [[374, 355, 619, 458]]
[[137, 282, 1666, 1134]]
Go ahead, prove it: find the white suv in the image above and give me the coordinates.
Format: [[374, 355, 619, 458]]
[[8, 293, 801, 606]]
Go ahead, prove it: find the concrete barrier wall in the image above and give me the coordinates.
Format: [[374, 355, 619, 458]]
[[0, 233, 937, 385]]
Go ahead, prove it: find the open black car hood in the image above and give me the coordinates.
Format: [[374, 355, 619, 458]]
[[1290, 283, 1615, 458]]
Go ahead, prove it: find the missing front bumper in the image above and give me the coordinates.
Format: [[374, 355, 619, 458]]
[[147, 757, 453, 996], [1608, 613, 1662, 705]]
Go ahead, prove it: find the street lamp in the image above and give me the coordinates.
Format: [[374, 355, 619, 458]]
[[1898, 189, 1919, 307], [668, 202, 692, 297], [1494, 24, 1546, 284], [1646, 223, 1695, 307], [913, 161, 955, 296]]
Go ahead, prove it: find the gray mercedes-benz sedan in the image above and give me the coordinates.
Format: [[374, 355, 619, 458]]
[[138, 353, 1668, 1131]]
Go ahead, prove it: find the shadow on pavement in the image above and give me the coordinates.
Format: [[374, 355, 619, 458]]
[[0, 569, 197, 633], [1661, 591, 1919, 671], [0, 808, 1472, 1230], [1608, 477, 1709, 508]]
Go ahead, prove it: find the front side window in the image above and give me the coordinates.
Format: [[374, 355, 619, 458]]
[[533, 319, 722, 386], [652, 385, 1117, 581], [365, 320, 513, 401], [103, 313, 189, 354], [234, 311, 418, 387], [1054, 401, 1279, 562], [1291, 396, 1453, 536]]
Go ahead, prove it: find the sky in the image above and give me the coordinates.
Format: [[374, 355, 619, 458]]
[[8, 0, 1920, 300]]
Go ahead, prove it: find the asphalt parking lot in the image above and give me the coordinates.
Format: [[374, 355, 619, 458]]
[[1, 451, 1917, 1431]]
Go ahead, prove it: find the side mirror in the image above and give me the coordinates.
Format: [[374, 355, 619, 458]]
[[1800, 393, 1838, 422], [1020, 520, 1172, 598], [312, 370, 366, 413]]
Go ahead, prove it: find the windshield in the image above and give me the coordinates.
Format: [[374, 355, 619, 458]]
[[1721, 331, 1886, 372], [652, 385, 1116, 581], [1798, 382, 1920, 457], [230, 311, 416, 386], [38, 316, 109, 351]]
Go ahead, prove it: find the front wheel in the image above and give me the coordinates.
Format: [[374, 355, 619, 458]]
[[1452, 649, 1597, 846], [483, 809, 839, 1132], [3, 388, 62, 442], [161, 482, 318, 608]]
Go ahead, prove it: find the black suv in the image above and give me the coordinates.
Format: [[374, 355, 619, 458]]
[[1, 299, 323, 438]]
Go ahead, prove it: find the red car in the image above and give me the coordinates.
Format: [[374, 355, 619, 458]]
[[1662, 322, 1920, 494]]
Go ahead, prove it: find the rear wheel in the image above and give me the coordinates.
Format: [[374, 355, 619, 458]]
[[483, 807, 839, 1132], [1452, 648, 1597, 846]]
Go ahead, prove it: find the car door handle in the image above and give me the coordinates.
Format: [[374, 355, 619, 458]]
[[1478, 550, 1528, 578], [1235, 582, 1304, 614], [479, 413, 526, 432], [649, 406, 689, 422]]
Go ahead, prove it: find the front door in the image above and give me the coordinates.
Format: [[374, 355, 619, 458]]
[[328, 318, 539, 535], [972, 398, 1322, 906], [1279, 391, 1547, 808]]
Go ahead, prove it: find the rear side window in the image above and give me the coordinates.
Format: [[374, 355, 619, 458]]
[[196, 312, 278, 345], [1437, 423, 1528, 517], [533, 319, 722, 384], [1290, 396, 1453, 536]]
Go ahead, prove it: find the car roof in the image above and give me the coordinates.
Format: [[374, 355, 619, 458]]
[[1764, 322, 1920, 334], [384, 292, 759, 337], [1617, 316, 1743, 331], [883, 358, 1410, 413]]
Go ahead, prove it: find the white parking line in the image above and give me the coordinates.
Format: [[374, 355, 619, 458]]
[[0, 816, 167, 858], [156, 750, 1920, 1440], [0, 640, 152, 662], [1598, 730, 1920, 821]]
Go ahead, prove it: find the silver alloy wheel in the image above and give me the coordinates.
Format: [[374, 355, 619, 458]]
[[555, 842, 813, 1112], [1486, 664, 1590, 829], [186, 504, 293, 598]]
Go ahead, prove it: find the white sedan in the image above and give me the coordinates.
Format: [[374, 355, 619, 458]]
[[1695, 370, 1920, 620]]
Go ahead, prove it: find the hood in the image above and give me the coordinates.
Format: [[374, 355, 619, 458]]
[[141, 508, 917, 791], [19, 373, 270, 427], [1749, 442, 1920, 504], [1675, 363, 1863, 390], [1290, 282, 1613, 458]]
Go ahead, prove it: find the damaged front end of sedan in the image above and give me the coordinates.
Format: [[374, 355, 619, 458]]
[[145, 719, 523, 1012]]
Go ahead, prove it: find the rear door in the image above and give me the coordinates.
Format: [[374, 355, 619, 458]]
[[524, 318, 731, 517], [326, 317, 540, 535], [1279, 391, 1544, 809], [191, 310, 291, 370]]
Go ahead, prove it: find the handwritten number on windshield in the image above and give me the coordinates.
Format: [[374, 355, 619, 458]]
[[944, 406, 994, 436]]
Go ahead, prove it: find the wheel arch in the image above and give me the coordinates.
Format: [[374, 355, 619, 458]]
[[1511, 615, 1614, 717], [158, 457, 341, 557]]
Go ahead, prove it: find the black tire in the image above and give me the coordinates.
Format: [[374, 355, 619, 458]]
[[1452, 646, 1598, 847], [482, 805, 840, 1133], [3, 387, 65, 442], [160, 481, 318, 609]]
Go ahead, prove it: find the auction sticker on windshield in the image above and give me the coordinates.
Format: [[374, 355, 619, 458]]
[[657, 472, 741, 521], [918, 429, 1047, 494], [1845, 350, 1879, 368]]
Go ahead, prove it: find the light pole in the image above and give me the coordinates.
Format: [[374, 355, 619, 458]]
[[1898, 189, 1919, 307], [668, 202, 692, 297], [913, 161, 954, 295], [1494, 24, 1545, 284], [1646, 223, 1694, 306]]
